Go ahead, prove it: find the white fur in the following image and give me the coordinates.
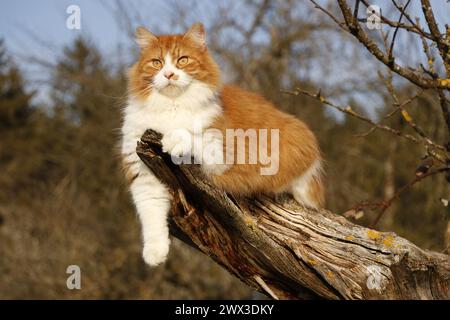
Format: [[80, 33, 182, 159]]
[[199, 129, 231, 175], [290, 159, 322, 209], [122, 65, 222, 265]]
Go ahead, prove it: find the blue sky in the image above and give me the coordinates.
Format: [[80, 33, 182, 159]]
[[0, 0, 448, 112], [0, 0, 175, 102], [0, 0, 164, 55], [1, 1, 96, 50], [3, 0, 446, 59]]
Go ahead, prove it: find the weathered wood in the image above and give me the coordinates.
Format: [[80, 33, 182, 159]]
[[136, 129, 450, 300]]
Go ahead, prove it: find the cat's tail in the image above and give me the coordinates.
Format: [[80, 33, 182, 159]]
[[290, 159, 325, 209]]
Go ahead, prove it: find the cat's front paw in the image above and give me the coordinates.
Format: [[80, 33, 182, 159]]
[[161, 130, 192, 159], [201, 145, 230, 175], [201, 163, 231, 176], [142, 240, 170, 267], [200, 136, 230, 175]]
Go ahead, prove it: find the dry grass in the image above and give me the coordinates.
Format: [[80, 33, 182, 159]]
[[0, 179, 254, 299]]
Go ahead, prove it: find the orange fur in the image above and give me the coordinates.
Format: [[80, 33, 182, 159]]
[[129, 24, 325, 207], [129, 31, 220, 100], [308, 174, 325, 207], [210, 85, 324, 204]]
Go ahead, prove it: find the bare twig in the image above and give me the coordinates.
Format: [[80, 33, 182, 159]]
[[380, 70, 428, 139], [353, 88, 423, 139], [353, 0, 361, 21], [416, 18, 450, 134], [370, 166, 449, 227], [420, 0, 449, 72], [282, 88, 448, 164], [387, 0, 411, 64], [309, 0, 349, 32], [383, 89, 424, 119], [360, 0, 433, 41], [335, 0, 449, 91]]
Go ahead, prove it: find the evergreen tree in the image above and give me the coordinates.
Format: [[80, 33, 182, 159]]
[[0, 39, 33, 127]]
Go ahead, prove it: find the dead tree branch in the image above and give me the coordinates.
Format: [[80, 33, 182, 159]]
[[136, 129, 450, 300]]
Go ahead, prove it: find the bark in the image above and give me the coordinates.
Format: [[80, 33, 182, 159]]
[[136, 129, 450, 300]]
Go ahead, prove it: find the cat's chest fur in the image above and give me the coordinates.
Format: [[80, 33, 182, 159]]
[[122, 82, 222, 147]]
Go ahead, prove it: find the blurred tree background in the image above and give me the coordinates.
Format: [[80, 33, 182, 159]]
[[0, 0, 448, 299]]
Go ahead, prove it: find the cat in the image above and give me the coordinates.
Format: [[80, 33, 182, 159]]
[[121, 23, 324, 266]]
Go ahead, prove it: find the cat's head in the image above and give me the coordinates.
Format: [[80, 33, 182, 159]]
[[129, 23, 220, 99]]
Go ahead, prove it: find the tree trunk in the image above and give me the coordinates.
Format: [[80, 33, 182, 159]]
[[136, 129, 450, 300]]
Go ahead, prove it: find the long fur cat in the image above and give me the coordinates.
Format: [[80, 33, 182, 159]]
[[121, 23, 324, 266]]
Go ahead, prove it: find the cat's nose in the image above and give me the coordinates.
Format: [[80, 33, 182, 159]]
[[164, 70, 175, 79]]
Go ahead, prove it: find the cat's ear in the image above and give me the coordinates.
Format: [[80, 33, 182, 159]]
[[135, 26, 158, 49], [184, 23, 206, 50]]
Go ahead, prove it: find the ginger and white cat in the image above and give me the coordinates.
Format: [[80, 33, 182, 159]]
[[121, 23, 324, 266]]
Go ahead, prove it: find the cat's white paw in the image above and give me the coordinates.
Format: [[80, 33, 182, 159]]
[[201, 162, 231, 175], [161, 130, 192, 158], [142, 240, 170, 267], [200, 137, 230, 175]]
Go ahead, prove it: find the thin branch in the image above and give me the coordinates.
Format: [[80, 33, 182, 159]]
[[309, 0, 349, 32], [437, 89, 450, 134], [420, 0, 450, 73], [353, 88, 424, 139], [383, 89, 424, 119], [335, 0, 449, 91], [389, 0, 430, 40], [282, 88, 448, 164], [359, 0, 434, 42], [379, 70, 428, 139], [353, 125, 377, 138], [353, 0, 361, 21], [370, 166, 449, 227], [387, 0, 411, 64], [416, 18, 450, 134]]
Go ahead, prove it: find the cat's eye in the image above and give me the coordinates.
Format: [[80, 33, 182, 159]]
[[177, 56, 189, 66], [150, 59, 162, 69]]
